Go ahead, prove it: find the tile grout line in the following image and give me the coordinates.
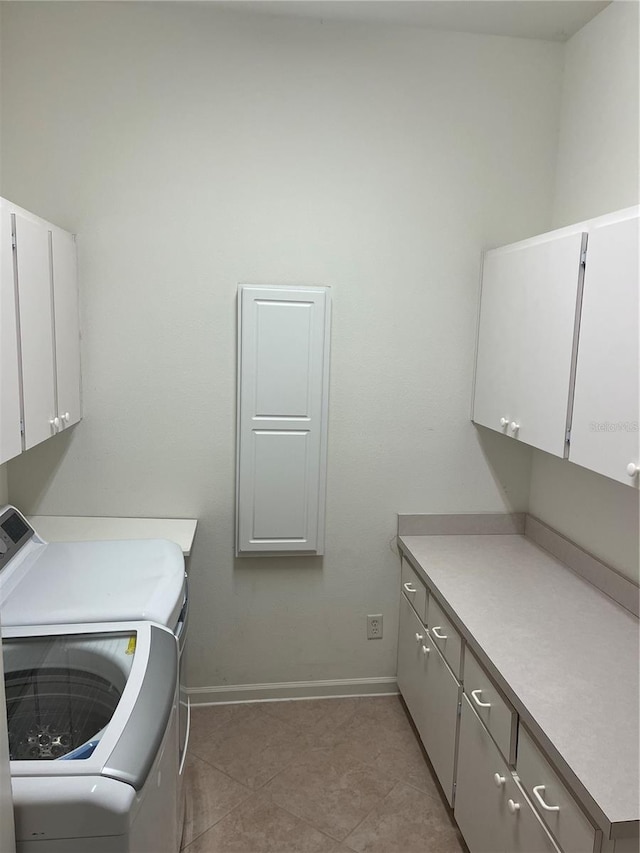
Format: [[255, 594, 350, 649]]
[[338, 779, 407, 850], [180, 762, 254, 850], [185, 697, 447, 850]]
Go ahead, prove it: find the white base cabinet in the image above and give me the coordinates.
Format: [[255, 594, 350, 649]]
[[397, 592, 460, 806], [396, 553, 610, 853], [397, 593, 428, 728], [419, 630, 460, 806], [455, 696, 560, 853]]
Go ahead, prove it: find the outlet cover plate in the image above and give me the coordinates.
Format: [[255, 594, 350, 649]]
[[367, 614, 383, 639]]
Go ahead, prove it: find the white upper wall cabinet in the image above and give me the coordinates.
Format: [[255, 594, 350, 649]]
[[473, 230, 585, 458], [473, 205, 639, 488], [50, 226, 81, 429], [0, 197, 81, 458], [0, 203, 22, 465], [569, 211, 639, 486], [13, 210, 57, 450], [236, 285, 331, 556]]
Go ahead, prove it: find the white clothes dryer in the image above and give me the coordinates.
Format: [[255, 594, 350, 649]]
[[3, 620, 179, 853]]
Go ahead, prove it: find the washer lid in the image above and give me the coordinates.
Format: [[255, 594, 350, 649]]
[[4, 621, 178, 793], [0, 538, 185, 629]]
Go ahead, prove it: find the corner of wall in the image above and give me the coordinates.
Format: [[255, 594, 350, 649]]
[[0, 465, 8, 505]]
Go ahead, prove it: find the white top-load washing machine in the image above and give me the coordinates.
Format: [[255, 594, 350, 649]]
[[0, 506, 190, 853], [4, 621, 178, 853]]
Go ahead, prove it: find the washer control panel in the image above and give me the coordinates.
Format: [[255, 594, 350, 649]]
[[0, 507, 34, 569]]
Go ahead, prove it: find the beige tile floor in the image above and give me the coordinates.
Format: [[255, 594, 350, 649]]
[[181, 695, 467, 853]]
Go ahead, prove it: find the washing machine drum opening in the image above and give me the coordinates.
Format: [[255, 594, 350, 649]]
[[5, 667, 122, 760]]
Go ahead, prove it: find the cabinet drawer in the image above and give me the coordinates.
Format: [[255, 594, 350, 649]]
[[464, 647, 517, 764], [517, 725, 598, 853], [401, 558, 427, 624], [427, 594, 463, 678]]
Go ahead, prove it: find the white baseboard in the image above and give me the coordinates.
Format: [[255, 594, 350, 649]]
[[188, 676, 398, 706]]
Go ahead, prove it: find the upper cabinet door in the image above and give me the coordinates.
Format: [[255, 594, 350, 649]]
[[236, 285, 331, 555], [13, 212, 56, 450], [473, 231, 585, 458], [51, 226, 81, 429], [0, 203, 22, 465], [569, 213, 639, 486]]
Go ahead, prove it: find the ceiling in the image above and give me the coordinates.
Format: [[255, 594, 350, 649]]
[[214, 0, 612, 42]]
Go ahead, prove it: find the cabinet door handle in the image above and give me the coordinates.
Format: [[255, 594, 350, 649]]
[[493, 773, 506, 787], [500, 417, 509, 428], [626, 463, 639, 477], [471, 689, 491, 708], [421, 644, 430, 655], [532, 785, 560, 812], [62, 412, 70, 423], [403, 582, 417, 594], [431, 626, 448, 640], [507, 799, 521, 814], [415, 633, 424, 643], [510, 421, 520, 433]]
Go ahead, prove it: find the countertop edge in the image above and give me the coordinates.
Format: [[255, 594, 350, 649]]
[[27, 516, 199, 557]]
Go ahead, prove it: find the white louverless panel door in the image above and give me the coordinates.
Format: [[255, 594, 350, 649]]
[[13, 212, 56, 450], [420, 637, 460, 807], [50, 227, 81, 429], [455, 695, 510, 853], [237, 286, 330, 554], [455, 696, 559, 853], [569, 214, 639, 486], [0, 204, 22, 464], [397, 593, 428, 728], [474, 231, 585, 457]]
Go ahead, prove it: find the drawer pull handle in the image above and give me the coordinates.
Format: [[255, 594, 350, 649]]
[[507, 799, 520, 814], [471, 689, 492, 708], [431, 626, 448, 640], [415, 633, 424, 643], [422, 644, 430, 656], [403, 582, 417, 594], [532, 785, 560, 812], [493, 773, 506, 787]]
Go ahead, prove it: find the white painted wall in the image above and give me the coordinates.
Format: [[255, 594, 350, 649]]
[[529, 1, 640, 582], [0, 467, 7, 505], [1, 3, 561, 690]]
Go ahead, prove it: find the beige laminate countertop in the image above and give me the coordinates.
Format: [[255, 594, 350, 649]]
[[399, 533, 639, 841], [27, 515, 198, 556]]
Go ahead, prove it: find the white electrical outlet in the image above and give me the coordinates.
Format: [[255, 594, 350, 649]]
[[367, 614, 383, 639]]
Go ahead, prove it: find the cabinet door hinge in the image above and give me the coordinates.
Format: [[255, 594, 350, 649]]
[[19, 419, 25, 436], [565, 428, 571, 445], [457, 701, 462, 717], [580, 249, 587, 266]]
